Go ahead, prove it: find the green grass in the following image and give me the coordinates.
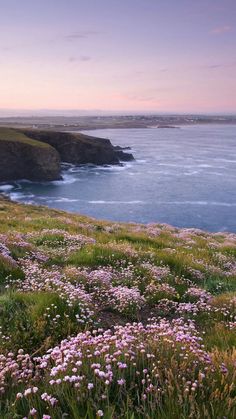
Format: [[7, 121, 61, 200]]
[[0, 291, 89, 353], [0, 254, 24, 285], [0, 127, 51, 148]]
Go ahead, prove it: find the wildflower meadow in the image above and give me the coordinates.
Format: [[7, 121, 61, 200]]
[[0, 198, 235, 418]]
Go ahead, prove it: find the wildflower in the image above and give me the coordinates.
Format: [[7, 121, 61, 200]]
[[41, 393, 49, 400], [220, 363, 228, 374], [117, 378, 126, 385], [24, 388, 32, 396], [117, 362, 127, 369], [97, 411, 104, 417]]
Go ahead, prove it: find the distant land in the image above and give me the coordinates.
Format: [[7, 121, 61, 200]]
[[0, 114, 236, 131]]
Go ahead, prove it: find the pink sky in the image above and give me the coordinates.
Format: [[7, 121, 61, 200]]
[[0, 0, 236, 114]]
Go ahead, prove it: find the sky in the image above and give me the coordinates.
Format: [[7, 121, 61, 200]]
[[0, 0, 236, 114]]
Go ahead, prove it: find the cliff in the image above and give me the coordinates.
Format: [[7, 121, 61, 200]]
[[0, 128, 61, 182], [21, 129, 134, 165], [0, 128, 134, 183]]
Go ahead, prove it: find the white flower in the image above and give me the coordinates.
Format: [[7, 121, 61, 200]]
[[24, 388, 32, 396]]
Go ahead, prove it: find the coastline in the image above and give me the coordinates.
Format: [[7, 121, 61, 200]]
[[1, 115, 236, 132], [0, 124, 236, 233]]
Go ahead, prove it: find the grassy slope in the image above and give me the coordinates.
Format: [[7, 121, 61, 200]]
[[0, 198, 235, 418], [0, 127, 51, 148]]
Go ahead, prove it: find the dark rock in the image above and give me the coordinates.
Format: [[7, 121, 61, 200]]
[[157, 125, 180, 129], [0, 128, 135, 183], [114, 145, 132, 151], [115, 150, 134, 161], [0, 131, 61, 182], [21, 130, 134, 165]]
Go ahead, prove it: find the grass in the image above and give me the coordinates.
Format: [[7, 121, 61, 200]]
[[20, 129, 116, 152], [0, 127, 52, 148], [0, 291, 88, 353], [0, 254, 24, 285], [0, 197, 235, 418]]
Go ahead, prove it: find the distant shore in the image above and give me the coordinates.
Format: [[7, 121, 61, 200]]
[[0, 114, 236, 132]]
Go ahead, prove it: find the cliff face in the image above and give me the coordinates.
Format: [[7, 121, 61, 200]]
[[0, 129, 61, 182], [21, 130, 134, 165]]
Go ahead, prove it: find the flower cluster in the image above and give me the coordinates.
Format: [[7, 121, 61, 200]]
[[0, 318, 234, 418]]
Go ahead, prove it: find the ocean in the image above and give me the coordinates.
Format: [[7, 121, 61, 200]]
[[1, 124, 236, 232]]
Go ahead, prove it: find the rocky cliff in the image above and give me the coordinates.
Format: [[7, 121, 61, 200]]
[[0, 128, 134, 182], [21, 130, 134, 165], [0, 129, 61, 182]]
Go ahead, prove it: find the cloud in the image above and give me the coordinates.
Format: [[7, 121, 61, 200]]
[[1, 30, 100, 52], [125, 94, 156, 102], [206, 64, 225, 69], [1, 46, 13, 51], [204, 61, 236, 69], [210, 25, 232, 35], [69, 56, 91, 62], [0, 42, 30, 52], [80, 55, 91, 61], [65, 30, 100, 40], [112, 88, 170, 104]]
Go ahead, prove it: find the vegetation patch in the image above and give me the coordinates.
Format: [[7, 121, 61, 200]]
[[0, 199, 235, 418], [0, 128, 51, 148]]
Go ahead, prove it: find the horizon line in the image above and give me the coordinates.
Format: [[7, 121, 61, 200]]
[[0, 108, 236, 118]]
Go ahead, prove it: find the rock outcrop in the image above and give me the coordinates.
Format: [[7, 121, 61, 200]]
[[21, 130, 134, 165], [0, 129, 61, 182]]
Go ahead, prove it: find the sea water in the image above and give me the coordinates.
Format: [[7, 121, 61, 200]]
[[1, 124, 236, 232]]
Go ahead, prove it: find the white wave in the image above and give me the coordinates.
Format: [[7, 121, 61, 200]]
[[97, 164, 132, 172], [10, 192, 35, 200], [204, 172, 224, 176], [0, 184, 14, 191], [51, 197, 79, 203], [67, 168, 84, 173], [158, 163, 225, 169], [18, 179, 36, 184], [211, 158, 236, 163], [52, 174, 77, 185], [157, 201, 236, 207], [198, 164, 213, 168], [183, 171, 199, 176], [61, 162, 75, 169], [88, 200, 144, 204], [158, 163, 187, 167]]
